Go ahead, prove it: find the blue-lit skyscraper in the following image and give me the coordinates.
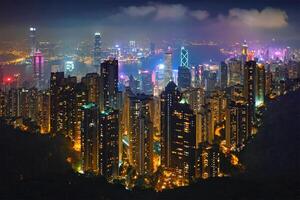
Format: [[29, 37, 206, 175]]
[[180, 46, 189, 68], [94, 32, 102, 66]]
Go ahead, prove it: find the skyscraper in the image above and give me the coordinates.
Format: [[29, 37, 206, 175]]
[[180, 46, 189, 68], [241, 40, 248, 64], [81, 103, 99, 174], [205, 72, 217, 91], [129, 94, 153, 175], [225, 101, 249, 149], [243, 61, 256, 125], [99, 109, 119, 178], [196, 143, 220, 179], [81, 73, 101, 106], [163, 48, 173, 88], [33, 50, 44, 89], [178, 66, 191, 91], [50, 72, 65, 134], [220, 61, 228, 89], [94, 32, 102, 66], [50, 72, 77, 137], [37, 90, 50, 134], [161, 81, 181, 168], [255, 63, 266, 108], [73, 83, 87, 151], [140, 70, 153, 95], [228, 59, 242, 86], [169, 98, 196, 184], [100, 59, 118, 111], [29, 27, 37, 56]]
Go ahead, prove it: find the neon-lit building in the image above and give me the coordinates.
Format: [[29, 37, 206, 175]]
[[255, 63, 266, 108], [33, 50, 44, 89]]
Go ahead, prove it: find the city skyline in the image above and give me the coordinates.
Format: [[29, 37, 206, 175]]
[[0, 1, 299, 199]]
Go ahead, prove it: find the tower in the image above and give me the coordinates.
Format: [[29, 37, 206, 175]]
[[129, 94, 153, 175], [33, 50, 44, 89], [29, 27, 37, 56], [163, 48, 173, 88], [99, 109, 119, 178], [81, 73, 101, 106], [244, 61, 256, 126], [160, 81, 181, 168], [180, 46, 189, 68], [178, 66, 191, 91], [81, 103, 99, 174], [225, 101, 249, 150], [220, 61, 228, 89], [100, 59, 118, 111], [94, 32, 102, 66], [169, 98, 196, 184], [255, 63, 265, 108]]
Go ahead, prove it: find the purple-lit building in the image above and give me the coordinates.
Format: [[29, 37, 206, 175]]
[[33, 50, 44, 89]]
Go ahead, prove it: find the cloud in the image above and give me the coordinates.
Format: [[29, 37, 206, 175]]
[[119, 3, 209, 21], [190, 10, 210, 21], [121, 5, 156, 17], [154, 4, 188, 20], [226, 7, 288, 28]]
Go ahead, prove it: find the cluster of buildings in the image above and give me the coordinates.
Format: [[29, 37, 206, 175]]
[[1, 28, 300, 190]]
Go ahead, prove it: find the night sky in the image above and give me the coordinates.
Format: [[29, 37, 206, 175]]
[[1, 0, 300, 45]]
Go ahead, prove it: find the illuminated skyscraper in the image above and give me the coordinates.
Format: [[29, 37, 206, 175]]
[[182, 87, 205, 114], [196, 143, 220, 179], [243, 61, 256, 125], [255, 63, 266, 108], [29, 27, 37, 56], [225, 101, 249, 149], [99, 109, 119, 178], [163, 48, 173, 88], [180, 47, 189, 68], [37, 90, 50, 134], [241, 40, 248, 64], [50, 72, 64, 134], [161, 81, 181, 168], [82, 73, 101, 106], [100, 59, 118, 111], [81, 103, 99, 174], [33, 50, 44, 89], [50, 72, 77, 137], [228, 59, 242, 86], [169, 98, 196, 184], [73, 83, 87, 151], [94, 32, 102, 66], [196, 104, 214, 145], [129, 94, 153, 175]]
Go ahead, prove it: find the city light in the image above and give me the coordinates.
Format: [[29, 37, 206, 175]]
[[0, 2, 299, 198]]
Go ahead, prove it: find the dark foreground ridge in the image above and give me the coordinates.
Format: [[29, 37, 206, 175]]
[[0, 91, 300, 200]]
